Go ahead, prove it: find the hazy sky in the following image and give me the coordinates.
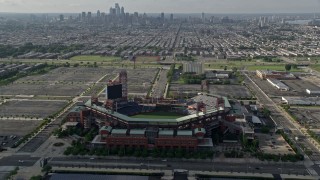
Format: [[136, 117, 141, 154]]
[[0, 0, 320, 14]]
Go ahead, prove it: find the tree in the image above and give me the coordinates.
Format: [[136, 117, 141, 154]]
[[285, 64, 292, 71], [41, 165, 52, 173], [232, 67, 238, 73]]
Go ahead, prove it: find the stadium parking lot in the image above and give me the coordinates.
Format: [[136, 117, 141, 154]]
[[114, 68, 159, 96], [0, 120, 41, 137], [0, 100, 68, 119], [0, 67, 114, 97], [209, 85, 252, 99], [169, 84, 202, 98], [0, 135, 21, 148]]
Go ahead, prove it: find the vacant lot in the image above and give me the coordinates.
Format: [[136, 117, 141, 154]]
[[289, 107, 320, 129], [0, 100, 67, 119], [257, 133, 295, 155], [136, 56, 160, 63]]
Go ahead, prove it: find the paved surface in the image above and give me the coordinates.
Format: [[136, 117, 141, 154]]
[[244, 72, 319, 175], [49, 157, 309, 175], [150, 68, 168, 98], [0, 155, 39, 166]]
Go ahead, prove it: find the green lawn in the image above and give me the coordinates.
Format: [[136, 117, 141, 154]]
[[311, 65, 320, 72], [246, 65, 302, 72], [136, 56, 160, 62], [131, 111, 184, 119], [70, 55, 121, 62]]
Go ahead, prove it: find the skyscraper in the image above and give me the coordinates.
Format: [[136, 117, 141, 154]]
[[97, 10, 101, 17], [115, 3, 120, 16], [161, 12, 165, 22], [81, 12, 86, 20], [59, 14, 64, 21], [202, 12, 205, 22], [170, 14, 174, 22], [121, 7, 125, 15], [87, 12, 92, 19]]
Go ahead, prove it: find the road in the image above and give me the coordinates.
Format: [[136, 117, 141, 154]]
[[150, 68, 168, 99], [243, 72, 320, 175], [49, 157, 309, 175]]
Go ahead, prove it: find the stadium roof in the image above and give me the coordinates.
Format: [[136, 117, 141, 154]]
[[158, 130, 174, 136], [111, 129, 127, 135], [100, 126, 112, 132], [177, 130, 193, 136], [70, 105, 85, 113], [130, 129, 145, 135], [84, 94, 230, 125]]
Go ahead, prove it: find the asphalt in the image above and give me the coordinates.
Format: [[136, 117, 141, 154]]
[[0, 155, 39, 166], [49, 157, 309, 176]]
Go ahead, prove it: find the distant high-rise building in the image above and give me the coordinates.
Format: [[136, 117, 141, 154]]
[[97, 10, 101, 17], [202, 12, 205, 21], [115, 3, 120, 16], [170, 13, 174, 22], [161, 12, 165, 22], [87, 12, 92, 19], [81, 12, 86, 20], [59, 14, 64, 21], [121, 7, 125, 15]]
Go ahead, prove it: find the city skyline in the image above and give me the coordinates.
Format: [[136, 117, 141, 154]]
[[0, 0, 320, 14]]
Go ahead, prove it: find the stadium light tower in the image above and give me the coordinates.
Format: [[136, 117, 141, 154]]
[[119, 70, 128, 100]]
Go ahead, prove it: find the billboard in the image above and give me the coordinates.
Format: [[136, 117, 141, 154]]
[[107, 84, 123, 100]]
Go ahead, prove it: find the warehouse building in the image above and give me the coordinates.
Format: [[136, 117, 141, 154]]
[[267, 78, 290, 91], [282, 96, 320, 105]]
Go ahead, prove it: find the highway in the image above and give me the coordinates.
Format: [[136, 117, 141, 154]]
[[49, 157, 309, 175]]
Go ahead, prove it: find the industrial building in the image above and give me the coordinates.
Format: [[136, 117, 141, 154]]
[[183, 62, 204, 74], [256, 70, 296, 80], [282, 96, 320, 105], [267, 78, 290, 91], [306, 89, 320, 95]]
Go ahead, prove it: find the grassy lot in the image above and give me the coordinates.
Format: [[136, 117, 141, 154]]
[[246, 65, 303, 72], [311, 65, 320, 72], [294, 57, 320, 62], [131, 111, 184, 119], [70, 55, 121, 62], [136, 56, 160, 62]]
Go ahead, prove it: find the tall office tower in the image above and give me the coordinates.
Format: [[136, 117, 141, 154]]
[[170, 13, 173, 22], [202, 12, 205, 22], [134, 12, 139, 18], [81, 12, 86, 20], [121, 7, 125, 15], [97, 10, 101, 17], [109, 7, 113, 15], [59, 14, 64, 21], [115, 3, 121, 16], [161, 12, 165, 22], [87, 12, 92, 19]]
